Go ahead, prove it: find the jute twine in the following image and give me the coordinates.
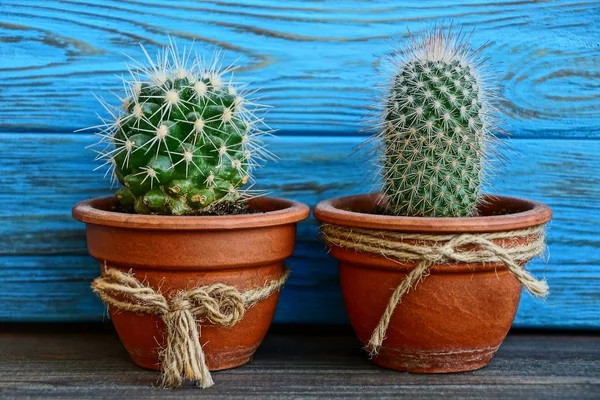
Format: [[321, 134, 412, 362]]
[[92, 267, 289, 389], [320, 224, 548, 357]]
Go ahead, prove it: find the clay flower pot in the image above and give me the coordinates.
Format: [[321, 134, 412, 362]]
[[314, 193, 551, 373], [73, 196, 308, 375]]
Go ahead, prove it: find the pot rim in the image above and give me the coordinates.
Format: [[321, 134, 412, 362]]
[[314, 193, 552, 233], [73, 195, 309, 230]]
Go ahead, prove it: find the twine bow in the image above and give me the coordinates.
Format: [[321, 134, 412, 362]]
[[321, 224, 548, 357], [92, 267, 289, 389]]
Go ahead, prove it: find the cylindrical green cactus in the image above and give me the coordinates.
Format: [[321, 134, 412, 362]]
[[378, 28, 499, 217], [89, 42, 270, 215]]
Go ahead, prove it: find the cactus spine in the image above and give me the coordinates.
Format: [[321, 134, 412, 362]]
[[377, 27, 499, 217], [88, 41, 271, 215]]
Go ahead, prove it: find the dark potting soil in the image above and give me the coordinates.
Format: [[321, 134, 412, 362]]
[[110, 198, 260, 216]]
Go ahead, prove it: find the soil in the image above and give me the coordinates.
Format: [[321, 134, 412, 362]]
[[110, 198, 259, 216]]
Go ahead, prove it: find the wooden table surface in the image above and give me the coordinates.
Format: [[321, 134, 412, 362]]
[[1, 326, 599, 399]]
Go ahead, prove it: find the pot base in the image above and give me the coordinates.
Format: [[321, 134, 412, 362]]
[[371, 345, 499, 373], [131, 351, 255, 372]]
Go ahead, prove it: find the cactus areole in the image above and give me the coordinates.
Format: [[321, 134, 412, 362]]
[[87, 41, 272, 215], [378, 28, 499, 217]]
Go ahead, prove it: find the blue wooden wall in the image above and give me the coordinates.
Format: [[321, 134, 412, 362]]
[[0, 0, 599, 328]]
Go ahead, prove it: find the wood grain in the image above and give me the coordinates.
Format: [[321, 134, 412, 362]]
[[0, 0, 599, 136], [1, 330, 599, 398], [0, 133, 598, 327]]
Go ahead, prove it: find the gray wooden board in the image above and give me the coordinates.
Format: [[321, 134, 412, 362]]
[[1, 134, 600, 327], [0, 330, 599, 399]]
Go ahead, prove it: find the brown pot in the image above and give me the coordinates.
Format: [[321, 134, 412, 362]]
[[314, 193, 552, 373], [73, 196, 309, 371]]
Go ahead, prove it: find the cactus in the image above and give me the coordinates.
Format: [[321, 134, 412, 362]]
[[87, 41, 272, 215], [376, 27, 500, 217]]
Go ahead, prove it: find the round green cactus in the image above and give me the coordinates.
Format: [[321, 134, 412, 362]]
[[88, 42, 271, 215], [377, 27, 499, 217]]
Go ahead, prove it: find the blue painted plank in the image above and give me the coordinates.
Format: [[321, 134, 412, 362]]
[[0, 0, 599, 137], [0, 133, 599, 327]]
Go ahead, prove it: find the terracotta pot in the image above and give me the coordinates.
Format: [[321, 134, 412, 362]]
[[314, 193, 552, 373], [73, 196, 309, 371]]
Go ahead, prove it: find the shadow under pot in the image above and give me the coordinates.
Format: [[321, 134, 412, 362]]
[[314, 193, 552, 373], [73, 196, 309, 387]]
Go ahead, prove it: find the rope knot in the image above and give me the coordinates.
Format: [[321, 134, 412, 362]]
[[186, 284, 246, 327], [168, 295, 192, 314], [92, 268, 290, 389]]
